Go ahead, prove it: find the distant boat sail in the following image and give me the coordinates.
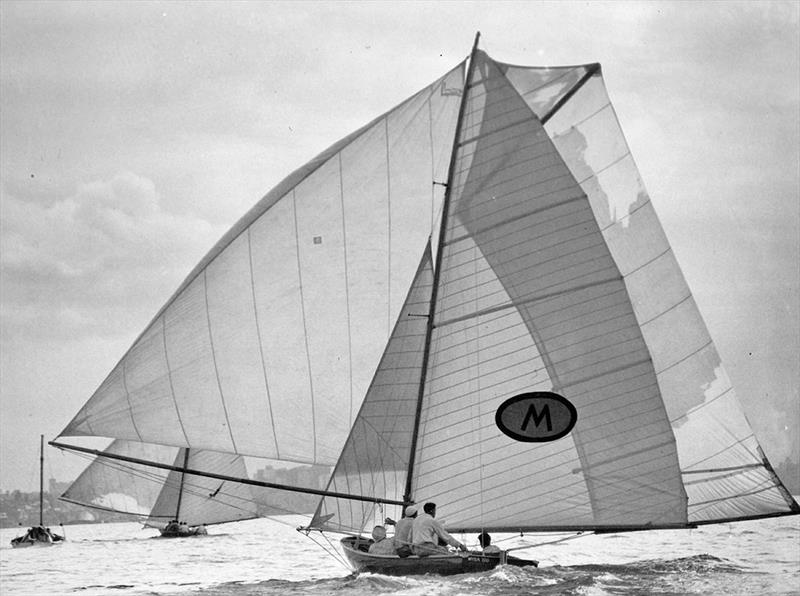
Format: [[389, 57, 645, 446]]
[[60, 440, 258, 535], [52, 33, 798, 573]]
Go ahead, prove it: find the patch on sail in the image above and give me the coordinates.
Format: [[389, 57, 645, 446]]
[[495, 392, 577, 442]]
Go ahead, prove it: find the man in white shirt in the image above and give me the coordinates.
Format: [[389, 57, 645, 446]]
[[387, 505, 417, 557], [411, 502, 467, 556]]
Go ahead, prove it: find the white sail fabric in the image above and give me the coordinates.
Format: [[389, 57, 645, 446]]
[[309, 48, 797, 536], [410, 51, 687, 531], [310, 244, 434, 533], [504, 60, 798, 524], [59, 63, 465, 467], [61, 440, 177, 517], [147, 448, 258, 527], [60, 441, 258, 526]]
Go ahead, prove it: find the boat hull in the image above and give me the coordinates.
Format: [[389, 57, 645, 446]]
[[341, 536, 537, 576]]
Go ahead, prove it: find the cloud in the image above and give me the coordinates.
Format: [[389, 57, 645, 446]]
[[0, 171, 218, 341]]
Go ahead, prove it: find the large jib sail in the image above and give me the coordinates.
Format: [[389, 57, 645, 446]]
[[56, 63, 465, 469], [61, 440, 258, 526], [310, 46, 798, 535]]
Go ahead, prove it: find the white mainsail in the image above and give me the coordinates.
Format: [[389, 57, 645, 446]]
[[310, 46, 798, 535], [61, 440, 258, 527]]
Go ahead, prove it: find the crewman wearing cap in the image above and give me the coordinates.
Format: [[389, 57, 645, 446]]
[[392, 505, 418, 557]]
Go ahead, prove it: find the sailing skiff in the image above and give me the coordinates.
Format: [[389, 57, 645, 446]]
[[59, 440, 258, 537], [51, 33, 798, 575]]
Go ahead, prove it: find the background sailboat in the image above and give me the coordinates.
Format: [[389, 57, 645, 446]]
[[51, 33, 797, 572], [10, 435, 65, 548], [60, 440, 259, 536]]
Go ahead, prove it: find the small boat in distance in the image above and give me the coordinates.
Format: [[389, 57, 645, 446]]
[[59, 440, 258, 538], [11, 435, 65, 548]]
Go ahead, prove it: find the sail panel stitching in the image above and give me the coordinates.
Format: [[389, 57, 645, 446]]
[[246, 227, 280, 458], [292, 190, 317, 461], [203, 269, 238, 452], [162, 315, 189, 445]]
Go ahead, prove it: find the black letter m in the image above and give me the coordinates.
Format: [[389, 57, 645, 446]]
[[521, 404, 552, 432]]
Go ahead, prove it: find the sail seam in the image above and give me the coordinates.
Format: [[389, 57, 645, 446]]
[[444, 195, 587, 247], [688, 481, 776, 509], [457, 116, 532, 147], [385, 116, 392, 336], [292, 190, 317, 461], [669, 386, 732, 424], [683, 432, 756, 470], [654, 339, 712, 377], [203, 270, 238, 452], [435, 276, 621, 328], [120, 356, 143, 442], [337, 153, 355, 424], [246, 227, 280, 458], [162, 315, 190, 445]]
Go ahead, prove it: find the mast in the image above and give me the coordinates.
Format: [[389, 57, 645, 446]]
[[174, 448, 190, 522], [39, 434, 44, 526], [403, 31, 481, 504]]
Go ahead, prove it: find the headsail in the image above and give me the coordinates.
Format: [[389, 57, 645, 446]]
[[60, 440, 258, 526], [57, 63, 465, 468], [310, 45, 798, 535]]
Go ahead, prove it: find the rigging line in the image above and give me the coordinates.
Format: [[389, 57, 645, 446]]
[[337, 153, 355, 425], [435, 274, 622, 329], [246, 227, 280, 458], [163, 310, 190, 445], [204, 269, 238, 452], [505, 531, 591, 552], [292, 189, 317, 461]]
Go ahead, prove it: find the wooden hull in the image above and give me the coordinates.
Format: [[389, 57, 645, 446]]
[[341, 536, 537, 576]]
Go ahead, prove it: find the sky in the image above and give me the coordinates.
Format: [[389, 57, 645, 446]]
[[1, 1, 798, 492]]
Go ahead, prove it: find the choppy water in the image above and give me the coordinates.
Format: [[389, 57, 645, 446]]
[[1, 513, 798, 595]]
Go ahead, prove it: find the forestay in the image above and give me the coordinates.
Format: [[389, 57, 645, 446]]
[[310, 48, 798, 535]]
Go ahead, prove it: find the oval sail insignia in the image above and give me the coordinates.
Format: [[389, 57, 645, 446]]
[[495, 392, 577, 442]]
